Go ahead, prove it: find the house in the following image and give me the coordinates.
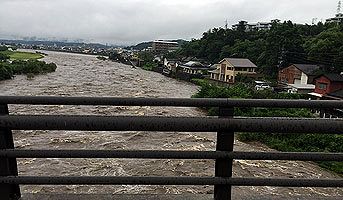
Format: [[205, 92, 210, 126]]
[[278, 64, 320, 85], [163, 58, 179, 76], [178, 61, 209, 75], [309, 73, 343, 118], [209, 58, 257, 83], [309, 73, 343, 98]]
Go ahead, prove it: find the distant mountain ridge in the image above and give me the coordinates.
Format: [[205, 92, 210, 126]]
[[126, 39, 187, 50]]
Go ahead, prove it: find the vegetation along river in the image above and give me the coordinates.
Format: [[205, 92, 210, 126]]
[[0, 50, 341, 198]]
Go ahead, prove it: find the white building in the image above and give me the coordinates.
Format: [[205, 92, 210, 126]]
[[326, 13, 343, 23], [232, 21, 273, 31]]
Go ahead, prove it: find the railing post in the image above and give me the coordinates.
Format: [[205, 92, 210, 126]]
[[214, 107, 234, 200], [0, 104, 21, 200]]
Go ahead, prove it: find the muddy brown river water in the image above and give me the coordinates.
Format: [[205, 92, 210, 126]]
[[0, 50, 341, 198]]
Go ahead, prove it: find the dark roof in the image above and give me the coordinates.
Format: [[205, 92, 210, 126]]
[[328, 89, 343, 98], [292, 64, 320, 75], [221, 58, 258, 68], [322, 73, 343, 82]]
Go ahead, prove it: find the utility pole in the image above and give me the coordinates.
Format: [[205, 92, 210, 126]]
[[225, 19, 228, 30]]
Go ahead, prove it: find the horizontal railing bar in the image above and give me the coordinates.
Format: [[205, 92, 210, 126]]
[[1, 150, 342, 161], [0, 176, 341, 187], [1, 96, 342, 108], [0, 115, 342, 133]]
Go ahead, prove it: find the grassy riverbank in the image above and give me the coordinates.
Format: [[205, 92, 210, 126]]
[[2, 50, 44, 60], [192, 79, 343, 175], [0, 47, 56, 81]]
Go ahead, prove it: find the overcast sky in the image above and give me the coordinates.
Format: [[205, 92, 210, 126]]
[[0, 0, 339, 45]]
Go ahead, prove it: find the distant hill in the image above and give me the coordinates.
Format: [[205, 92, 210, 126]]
[[125, 41, 152, 50], [126, 39, 188, 50], [0, 39, 113, 48]]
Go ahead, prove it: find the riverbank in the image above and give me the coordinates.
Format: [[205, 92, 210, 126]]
[[2, 50, 44, 60], [0, 60, 57, 81], [0, 49, 57, 81], [192, 80, 343, 175]]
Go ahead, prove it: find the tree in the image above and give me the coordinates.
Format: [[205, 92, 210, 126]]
[[178, 20, 342, 79], [0, 53, 10, 61], [304, 27, 343, 72], [0, 46, 8, 51]]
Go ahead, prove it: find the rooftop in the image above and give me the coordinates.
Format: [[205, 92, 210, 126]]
[[153, 40, 178, 44], [317, 73, 343, 82], [292, 64, 320, 75], [221, 58, 258, 68], [289, 84, 315, 89], [183, 61, 204, 67]]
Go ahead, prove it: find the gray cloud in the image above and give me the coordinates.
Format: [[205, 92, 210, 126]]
[[0, 0, 338, 45]]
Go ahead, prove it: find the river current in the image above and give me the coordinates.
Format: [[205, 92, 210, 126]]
[[0, 50, 341, 198]]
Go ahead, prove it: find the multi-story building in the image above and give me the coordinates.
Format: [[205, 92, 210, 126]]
[[152, 40, 179, 53], [209, 58, 257, 83], [326, 1, 343, 24], [326, 13, 343, 23], [232, 21, 272, 31]]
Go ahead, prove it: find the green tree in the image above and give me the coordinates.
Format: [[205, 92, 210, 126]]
[[178, 20, 342, 79], [0, 53, 10, 61], [0, 46, 8, 51], [304, 27, 343, 72]]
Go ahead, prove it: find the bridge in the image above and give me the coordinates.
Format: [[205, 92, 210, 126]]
[[0, 96, 342, 200]]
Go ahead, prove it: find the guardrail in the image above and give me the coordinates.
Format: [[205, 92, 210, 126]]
[[0, 96, 342, 200]]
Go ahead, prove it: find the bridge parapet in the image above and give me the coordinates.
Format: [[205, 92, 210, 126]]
[[0, 96, 342, 200]]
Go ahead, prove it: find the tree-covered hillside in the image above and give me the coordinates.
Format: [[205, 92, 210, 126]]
[[178, 21, 343, 78]]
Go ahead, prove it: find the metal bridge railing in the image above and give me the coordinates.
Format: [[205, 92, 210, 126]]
[[0, 96, 342, 200]]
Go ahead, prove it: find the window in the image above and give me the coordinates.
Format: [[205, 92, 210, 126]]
[[221, 64, 226, 73], [318, 83, 327, 90]]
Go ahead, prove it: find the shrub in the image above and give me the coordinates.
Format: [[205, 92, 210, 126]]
[[193, 80, 342, 175]]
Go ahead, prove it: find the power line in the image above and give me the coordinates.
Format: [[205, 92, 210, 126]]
[[285, 53, 343, 66], [286, 51, 341, 56]]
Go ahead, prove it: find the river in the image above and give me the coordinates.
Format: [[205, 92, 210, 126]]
[[0, 50, 341, 198]]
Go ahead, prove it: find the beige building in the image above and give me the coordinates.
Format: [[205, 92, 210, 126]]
[[210, 58, 257, 83], [152, 40, 179, 53]]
